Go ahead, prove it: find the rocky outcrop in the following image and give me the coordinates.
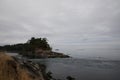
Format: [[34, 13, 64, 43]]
[[0, 52, 45, 80], [22, 50, 70, 59]]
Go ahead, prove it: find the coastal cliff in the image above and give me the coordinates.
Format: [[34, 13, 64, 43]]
[[0, 52, 45, 80]]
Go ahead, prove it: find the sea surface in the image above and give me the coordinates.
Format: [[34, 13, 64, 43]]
[[32, 58, 120, 80], [7, 45, 120, 80], [31, 45, 120, 80]]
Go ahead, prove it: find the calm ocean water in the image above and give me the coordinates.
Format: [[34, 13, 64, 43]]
[[32, 58, 120, 80], [51, 44, 120, 60], [31, 45, 120, 80], [7, 45, 120, 80]]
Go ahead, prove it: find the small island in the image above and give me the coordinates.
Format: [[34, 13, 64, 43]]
[[0, 37, 69, 58]]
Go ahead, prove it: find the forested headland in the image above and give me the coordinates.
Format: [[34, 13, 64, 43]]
[[0, 37, 69, 58]]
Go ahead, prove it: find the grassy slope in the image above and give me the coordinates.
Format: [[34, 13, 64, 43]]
[[0, 52, 44, 80]]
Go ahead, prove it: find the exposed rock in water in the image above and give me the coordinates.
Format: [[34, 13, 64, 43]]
[[0, 52, 45, 80]]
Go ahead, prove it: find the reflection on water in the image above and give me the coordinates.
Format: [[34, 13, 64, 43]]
[[32, 58, 120, 80]]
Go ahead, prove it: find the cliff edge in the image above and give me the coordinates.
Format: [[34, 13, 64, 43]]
[[0, 52, 45, 80]]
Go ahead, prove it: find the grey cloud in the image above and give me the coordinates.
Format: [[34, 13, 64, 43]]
[[0, 0, 120, 45]]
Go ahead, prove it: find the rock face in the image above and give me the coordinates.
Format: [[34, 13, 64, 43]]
[[0, 52, 45, 80], [35, 50, 70, 58], [22, 49, 70, 58]]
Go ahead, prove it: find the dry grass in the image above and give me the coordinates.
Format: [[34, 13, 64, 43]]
[[0, 52, 32, 80]]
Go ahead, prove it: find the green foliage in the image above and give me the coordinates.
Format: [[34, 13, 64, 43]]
[[27, 37, 51, 50], [46, 71, 53, 80], [0, 37, 52, 52]]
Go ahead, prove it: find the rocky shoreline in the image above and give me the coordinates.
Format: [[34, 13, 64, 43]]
[[21, 51, 70, 59], [0, 52, 75, 80], [0, 52, 46, 80]]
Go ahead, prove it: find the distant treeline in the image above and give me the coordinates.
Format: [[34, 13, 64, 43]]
[[0, 37, 52, 52]]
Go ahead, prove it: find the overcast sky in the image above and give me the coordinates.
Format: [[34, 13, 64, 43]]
[[0, 0, 120, 46]]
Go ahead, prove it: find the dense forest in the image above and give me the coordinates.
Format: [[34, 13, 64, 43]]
[[0, 37, 52, 52]]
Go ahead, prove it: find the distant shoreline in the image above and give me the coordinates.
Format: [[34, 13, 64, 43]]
[[6, 51, 70, 59]]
